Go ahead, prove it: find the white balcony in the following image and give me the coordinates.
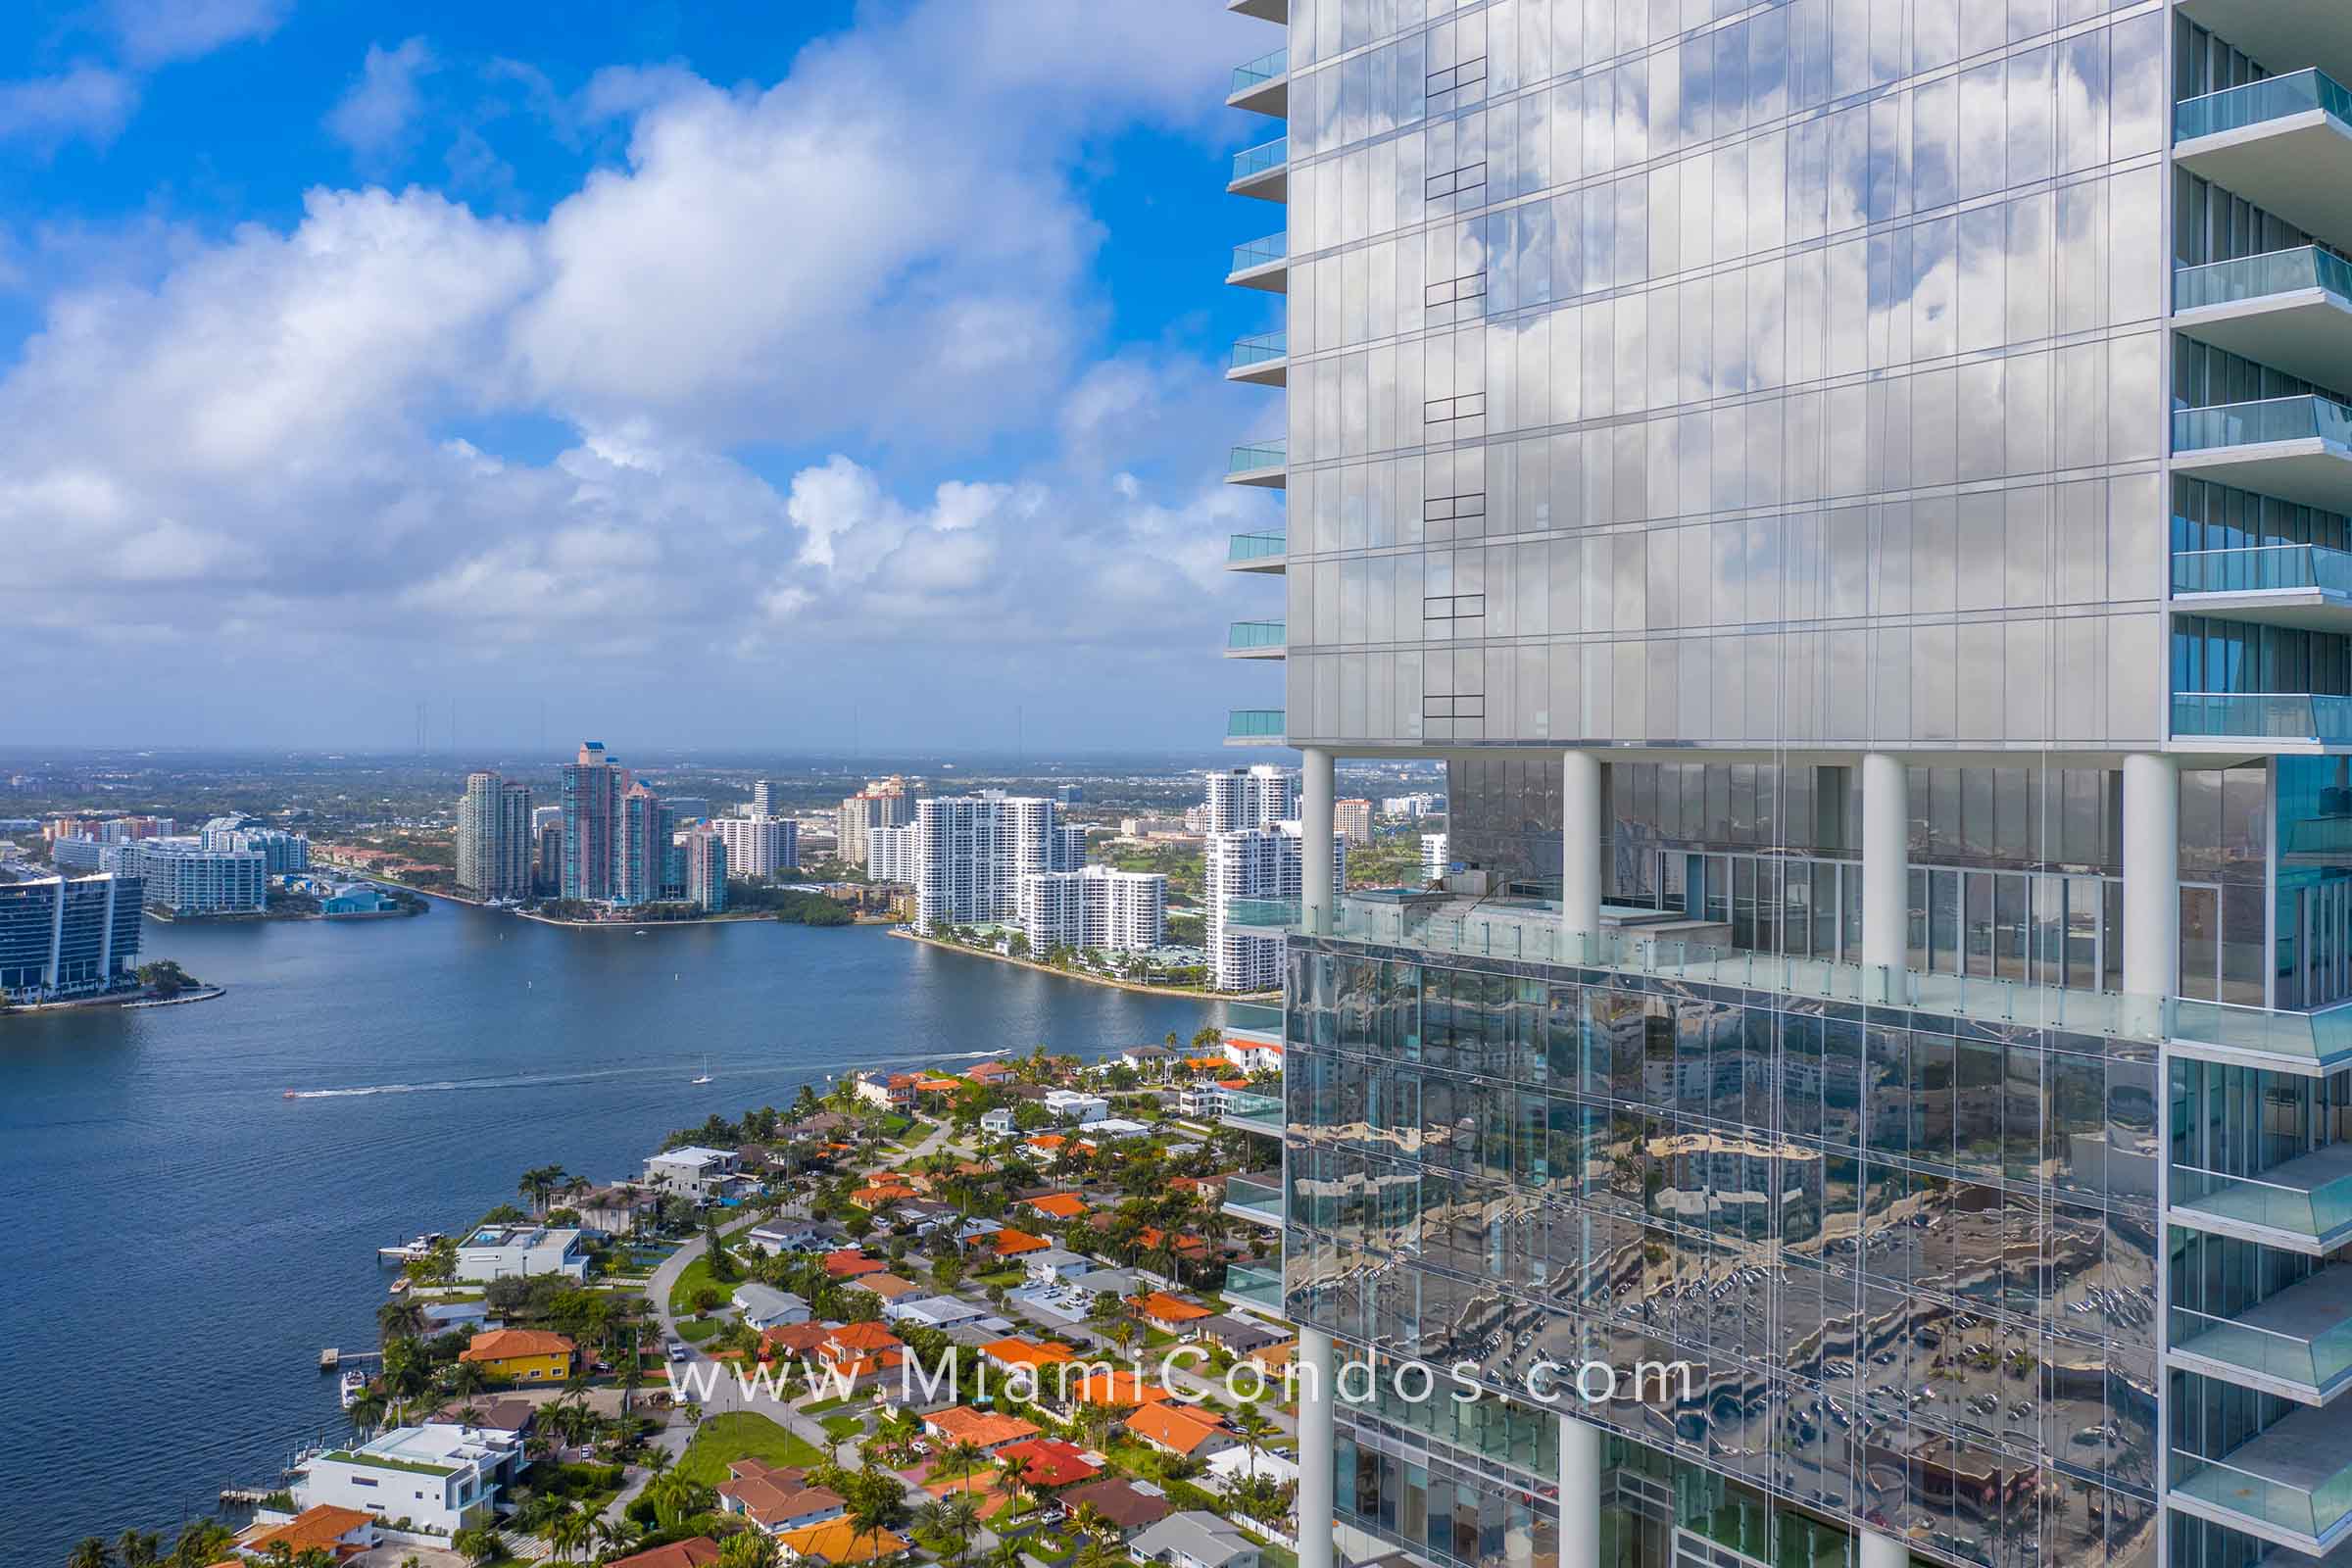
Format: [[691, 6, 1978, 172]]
[[2176, 248, 2352, 391], [2174, 397, 2352, 514], [1229, 48, 1288, 118], [1226, 530, 1286, 573], [1227, 328, 1286, 387], [1229, 136, 1288, 202], [2170, 1265, 2352, 1405], [2171, 1398, 2352, 1554], [2175, 545, 2352, 632], [2177, 73, 2352, 255], [1225, 619, 1287, 660], [1226, 439, 1286, 488], [1228, 234, 1288, 293]]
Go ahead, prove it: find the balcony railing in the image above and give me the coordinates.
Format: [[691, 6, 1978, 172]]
[[2176, 543, 2352, 598], [2179, 246, 2352, 313], [2179, 68, 2352, 144], [1233, 48, 1287, 95], [2172, 1443, 2352, 1548], [1224, 1000, 1282, 1037], [1227, 530, 1286, 565], [1229, 438, 1286, 474], [1224, 1175, 1283, 1221], [1233, 136, 1288, 184], [1226, 709, 1285, 740], [2174, 692, 2352, 744], [1224, 1263, 1285, 1313], [2178, 395, 2352, 454], [1220, 1091, 1285, 1136], [1231, 329, 1286, 370], [1227, 619, 1286, 652], [2173, 1156, 2352, 1248], [1232, 233, 1287, 274], [2170, 1285, 2352, 1399], [1226, 898, 1300, 933]]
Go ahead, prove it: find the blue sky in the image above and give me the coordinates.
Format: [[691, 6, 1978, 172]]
[[0, 0, 1288, 751]]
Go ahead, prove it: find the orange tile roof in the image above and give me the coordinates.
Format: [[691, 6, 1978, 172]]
[[1066, 1368, 1175, 1407], [822, 1249, 887, 1277], [1021, 1192, 1089, 1220], [916, 1076, 964, 1092], [998, 1437, 1102, 1489], [849, 1272, 923, 1299], [1127, 1401, 1228, 1455], [1184, 1055, 1227, 1070], [608, 1541, 723, 1568], [1025, 1134, 1068, 1152], [828, 1321, 905, 1352], [460, 1328, 574, 1362], [994, 1226, 1051, 1256], [1246, 1339, 1296, 1370], [238, 1504, 373, 1554], [776, 1517, 908, 1564], [924, 1405, 1041, 1448], [763, 1322, 831, 1357], [1128, 1291, 1213, 1323], [979, 1337, 1077, 1370]]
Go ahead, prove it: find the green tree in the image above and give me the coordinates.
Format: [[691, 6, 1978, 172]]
[[68, 1540, 117, 1568], [517, 1164, 568, 1216]]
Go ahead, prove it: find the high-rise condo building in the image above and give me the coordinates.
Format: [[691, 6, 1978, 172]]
[[1333, 797, 1374, 845], [682, 827, 727, 914], [456, 772, 532, 901], [868, 823, 918, 886], [1206, 6, 2324, 1568], [912, 793, 1076, 934], [561, 742, 622, 903], [0, 872, 142, 999], [1016, 865, 1169, 954], [837, 776, 913, 867], [129, 839, 266, 915], [1205, 763, 1302, 833], [711, 815, 798, 880], [1203, 820, 1345, 993], [751, 779, 777, 819], [1419, 831, 1448, 886], [198, 815, 311, 874], [616, 783, 668, 906]]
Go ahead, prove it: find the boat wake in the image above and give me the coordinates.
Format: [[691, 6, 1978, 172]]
[[283, 1046, 1014, 1100]]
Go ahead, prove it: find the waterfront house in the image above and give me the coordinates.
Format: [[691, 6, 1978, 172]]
[[1126, 1402, 1237, 1461], [1118, 1044, 1176, 1075], [643, 1144, 741, 1200], [230, 1503, 376, 1558], [319, 883, 401, 916], [776, 1516, 909, 1565], [427, 1397, 536, 1435], [718, 1458, 847, 1535], [732, 1284, 812, 1331], [453, 1223, 587, 1283], [609, 1541, 722, 1568], [460, 1328, 576, 1383], [1048, 1476, 1171, 1537], [574, 1183, 662, 1236], [963, 1060, 1013, 1086], [850, 1070, 918, 1111], [420, 1298, 495, 1335], [1221, 1038, 1281, 1075], [1127, 1510, 1262, 1568], [922, 1405, 1039, 1453], [292, 1420, 521, 1534]]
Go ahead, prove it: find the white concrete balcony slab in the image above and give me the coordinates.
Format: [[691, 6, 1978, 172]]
[[1228, 233, 1288, 293], [2176, 248, 2352, 391], [1226, 439, 1286, 488], [2174, 396, 2352, 514], [2177, 72, 2352, 255], [2170, 1265, 2352, 1405], [1229, 135, 1288, 202], [2171, 1397, 2352, 1554], [2175, 544, 2352, 632], [1229, 48, 1288, 117], [1225, 619, 1286, 660], [1227, 328, 1286, 387], [2171, 1144, 2352, 1254], [1226, 530, 1286, 573]]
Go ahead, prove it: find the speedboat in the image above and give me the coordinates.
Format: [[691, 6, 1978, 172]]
[[339, 1371, 368, 1408]]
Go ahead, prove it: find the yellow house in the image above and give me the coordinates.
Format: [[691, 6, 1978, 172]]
[[459, 1328, 575, 1383]]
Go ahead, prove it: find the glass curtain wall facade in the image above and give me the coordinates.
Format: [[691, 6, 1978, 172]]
[[1219, 5, 2352, 1568]]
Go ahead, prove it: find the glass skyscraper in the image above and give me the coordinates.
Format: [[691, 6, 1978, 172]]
[[1217, 6, 2352, 1568]]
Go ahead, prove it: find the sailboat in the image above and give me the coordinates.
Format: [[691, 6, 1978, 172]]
[[691, 1056, 713, 1086]]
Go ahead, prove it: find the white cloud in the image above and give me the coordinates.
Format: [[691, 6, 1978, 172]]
[[0, 67, 138, 150], [107, 0, 289, 68], [0, 0, 1278, 743], [326, 37, 438, 161]]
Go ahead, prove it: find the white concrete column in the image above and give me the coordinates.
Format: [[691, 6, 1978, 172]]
[[1298, 1327, 1337, 1568], [1561, 751, 1602, 952], [1860, 753, 1909, 976], [1301, 747, 1336, 937], [1859, 1525, 1908, 1568], [2124, 752, 2180, 1006], [1558, 1413, 1601, 1568]]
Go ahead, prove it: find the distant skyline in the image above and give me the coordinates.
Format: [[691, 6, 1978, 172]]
[[0, 1, 1285, 748]]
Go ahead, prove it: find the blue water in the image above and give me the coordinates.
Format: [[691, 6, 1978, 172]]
[[0, 905, 1222, 1561]]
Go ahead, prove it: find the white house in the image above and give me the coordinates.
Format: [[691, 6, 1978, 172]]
[[1204, 1446, 1301, 1494], [884, 1295, 988, 1329], [744, 1218, 827, 1255], [293, 1422, 522, 1535], [1222, 1039, 1281, 1075], [453, 1224, 587, 1283], [733, 1285, 812, 1331], [1043, 1089, 1110, 1124], [1128, 1510, 1262, 1568], [979, 1107, 1017, 1138], [642, 1145, 741, 1199], [1023, 1248, 1092, 1287]]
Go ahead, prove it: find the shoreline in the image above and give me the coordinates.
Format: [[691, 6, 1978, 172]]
[[318, 865, 865, 932], [5, 984, 224, 1017], [889, 928, 1278, 1002]]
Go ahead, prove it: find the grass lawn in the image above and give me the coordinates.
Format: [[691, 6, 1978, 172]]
[[674, 1411, 825, 1486], [675, 1316, 721, 1344], [820, 1412, 867, 1439], [1254, 1542, 1298, 1568], [802, 1394, 856, 1415], [666, 1255, 740, 1316], [974, 1266, 1026, 1288]]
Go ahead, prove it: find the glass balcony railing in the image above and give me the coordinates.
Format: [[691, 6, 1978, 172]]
[[2176, 543, 2352, 597], [1227, 530, 1286, 564], [2173, 692, 2352, 744], [2173, 1158, 2352, 1245], [1224, 1175, 1283, 1220], [2178, 68, 2352, 144], [1226, 709, 1285, 740], [1227, 619, 1286, 651], [2169, 998, 2352, 1066], [2171, 1292, 2352, 1396], [2172, 1444, 2352, 1545], [2178, 247, 2352, 313], [1231, 329, 1286, 370], [1224, 1000, 1282, 1037], [1233, 48, 1287, 95], [2176, 395, 2352, 454], [1229, 438, 1286, 473], [1233, 136, 1289, 183], [1232, 233, 1287, 274], [1224, 1263, 1285, 1313], [1220, 1091, 1285, 1135], [1226, 897, 1300, 931]]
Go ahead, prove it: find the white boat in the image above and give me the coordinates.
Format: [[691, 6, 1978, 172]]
[[375, 1233, 445, 1264], [691, 1056, 713, 1086], [339, 1371, 368, 1409]]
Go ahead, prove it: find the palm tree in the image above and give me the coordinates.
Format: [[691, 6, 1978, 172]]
[[1233, 1403, 1278, 1480], [989, 1536, 1029, 1568], [450, 1524, 505, 1566], [377, 1295, 427, 1344], [1074, 1538, 1123, 1568], [543, 1499, 597, 1563], [168, 1522, 235, 1568], [116, 1530, 161, 1568], [68, 1540, 116, 1568], [517, 1163, 568, 1216], [994, 1449, 1031, 1520], [1068, 1501, 1115, 1544]]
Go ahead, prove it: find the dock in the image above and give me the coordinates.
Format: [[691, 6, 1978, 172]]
[[318, 1348, 381, 1370], [219, 1487, 270, 1506]]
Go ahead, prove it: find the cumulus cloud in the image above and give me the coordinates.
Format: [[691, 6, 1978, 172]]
[[0, 67, 138, 151], [0, 0, 1277, 743], [326, 37, 438, 161], [107, 0, 290, 68]]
